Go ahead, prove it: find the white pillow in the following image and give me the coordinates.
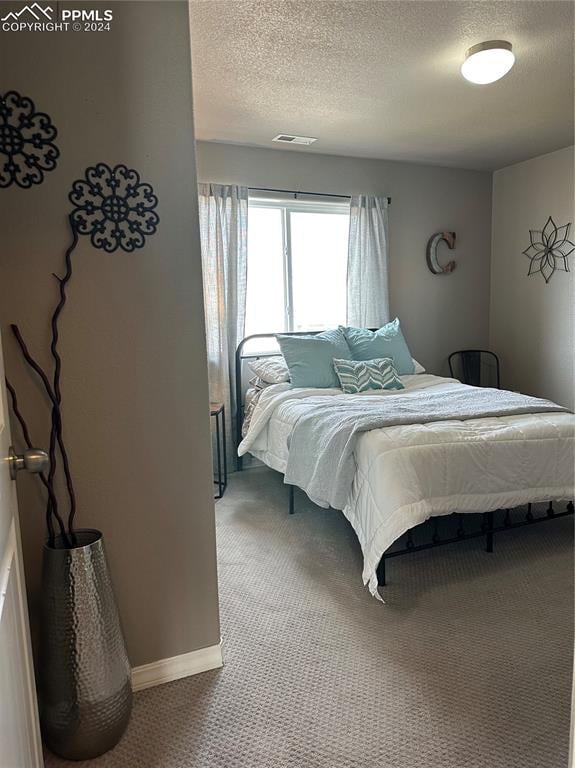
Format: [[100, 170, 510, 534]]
[[249, 357, 290, 384], [412, 358, 426, 374]]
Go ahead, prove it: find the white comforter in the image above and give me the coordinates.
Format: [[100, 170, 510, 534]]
[[239, 375, 575, 597]]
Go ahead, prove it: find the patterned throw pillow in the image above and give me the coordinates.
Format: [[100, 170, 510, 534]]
[[333, 357, 405, 394], [249, 357, 290, 384]]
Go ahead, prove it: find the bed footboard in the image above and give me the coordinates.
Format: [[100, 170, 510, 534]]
[[376, 501, 574, 586]]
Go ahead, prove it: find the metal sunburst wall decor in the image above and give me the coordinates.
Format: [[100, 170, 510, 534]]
[[69, 163, 159, 252], [0, 90, 59, 189], [523, 216, 574, 284]]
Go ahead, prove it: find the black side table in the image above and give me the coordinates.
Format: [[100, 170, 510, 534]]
[[210, 402, 227, 499]]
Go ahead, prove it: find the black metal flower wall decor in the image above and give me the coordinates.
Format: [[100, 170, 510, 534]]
[[0, 90, 59, 188], [69, 163, 159, 252], [523, 216, 574, 284], [7, 162, 159, 546]]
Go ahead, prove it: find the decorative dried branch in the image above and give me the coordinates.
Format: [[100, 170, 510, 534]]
[[4, 377, 70, 546], [50, 215, 78, 536], [10, 324, 59, 518], [47, 405, 60, 537], [9, 217, 80, 544], [10, 324, 56, 403], [9, 323, 75, 543]]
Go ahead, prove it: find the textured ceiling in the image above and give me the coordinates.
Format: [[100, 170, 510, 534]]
[[189, 0, 574, 170]]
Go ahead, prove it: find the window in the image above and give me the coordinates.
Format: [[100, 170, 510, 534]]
[[245, 197, 350, 347]]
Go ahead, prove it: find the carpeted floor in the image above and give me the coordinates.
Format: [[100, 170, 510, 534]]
[[46, 467, 573, 768]]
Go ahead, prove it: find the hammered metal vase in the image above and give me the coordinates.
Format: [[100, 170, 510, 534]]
[[39, 529, 132, 760]]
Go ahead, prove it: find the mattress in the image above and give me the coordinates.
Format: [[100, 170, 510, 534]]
[[240, 374, 575, 596]]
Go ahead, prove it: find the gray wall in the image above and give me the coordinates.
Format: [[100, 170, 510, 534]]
[[490, 146, 575, 408], [0, 2, 220, 667], [196, 141, 493, 374]]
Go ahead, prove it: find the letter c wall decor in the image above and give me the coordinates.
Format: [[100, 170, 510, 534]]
[[426, 231, 456, 275]]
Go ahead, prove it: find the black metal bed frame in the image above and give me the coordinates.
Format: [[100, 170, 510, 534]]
[[235, 332, 574, 587], [374, 501, 574, 586], [234, 330, 359, 471]]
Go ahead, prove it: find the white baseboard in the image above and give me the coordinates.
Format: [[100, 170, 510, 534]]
[[132, 641, 223, 692]]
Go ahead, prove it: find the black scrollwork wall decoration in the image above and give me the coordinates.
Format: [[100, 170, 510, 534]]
[[0, 90, 60, 188], [69, 163, 159, 252], [523, 216, 574, 283]]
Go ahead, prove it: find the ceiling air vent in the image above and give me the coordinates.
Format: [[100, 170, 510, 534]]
[[272, 134, 317, 145]]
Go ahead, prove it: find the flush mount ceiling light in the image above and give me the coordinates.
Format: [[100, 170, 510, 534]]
[[461, 40, 515, 84]]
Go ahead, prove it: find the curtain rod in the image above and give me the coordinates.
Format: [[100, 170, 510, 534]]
[[249, 186, 391, 205]]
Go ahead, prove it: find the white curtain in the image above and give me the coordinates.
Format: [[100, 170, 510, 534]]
[[198, 183, 248, 465], [346, 195, 390, 328]]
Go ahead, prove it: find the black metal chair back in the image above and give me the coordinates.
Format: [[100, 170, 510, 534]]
[[448, 350, 500, 389]]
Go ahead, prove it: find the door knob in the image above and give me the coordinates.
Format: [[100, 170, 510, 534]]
[[8, 446, 49, 480]]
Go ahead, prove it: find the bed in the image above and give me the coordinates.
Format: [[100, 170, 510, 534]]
[[235, 332, 575, 598]]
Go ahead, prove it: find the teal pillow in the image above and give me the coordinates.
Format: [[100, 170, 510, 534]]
[[277, 328, 351, 388], [340, 318, 415, 375], [333, 357, 405, 394]]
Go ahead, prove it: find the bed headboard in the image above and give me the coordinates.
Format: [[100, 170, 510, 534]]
[[234, 328, 378, 463], [234, 331, 328, 460]]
